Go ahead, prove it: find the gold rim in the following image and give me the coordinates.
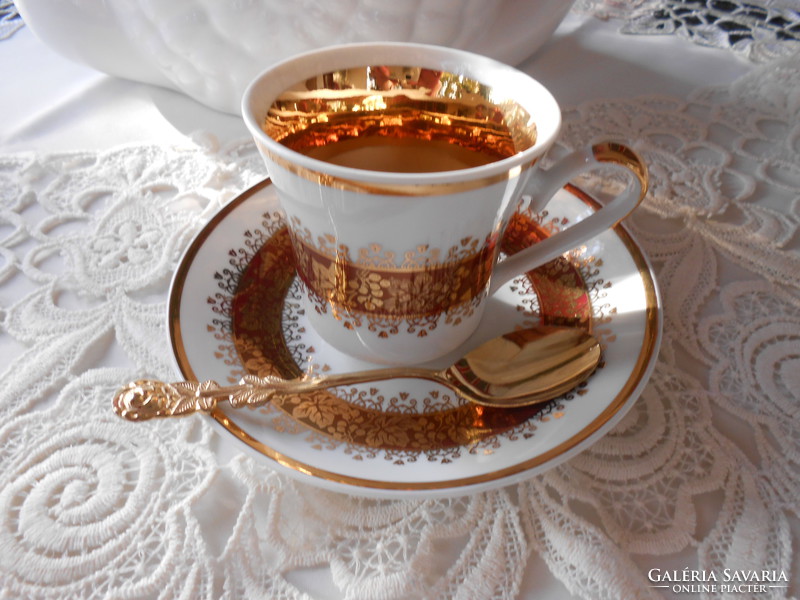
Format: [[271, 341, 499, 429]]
[[263, 145, 532, 196], [168, 180, 661, 493], [591, 142, 649, 202], [168, 179, 275, 381]]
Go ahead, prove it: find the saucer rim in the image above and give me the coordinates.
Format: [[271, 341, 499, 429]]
[[167, 179, 662, 498]]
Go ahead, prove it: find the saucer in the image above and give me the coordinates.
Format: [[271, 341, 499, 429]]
[[168, 179, 661, 498]]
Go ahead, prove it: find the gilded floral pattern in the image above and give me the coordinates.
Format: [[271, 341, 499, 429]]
[[287, 223, 497, 337], [203, 198, 607, 459]]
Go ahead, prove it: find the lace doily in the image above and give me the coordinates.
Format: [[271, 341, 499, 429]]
[[0, 0, 22, 40], [576, 0, 800, 62], [1, 59, 798, 600]]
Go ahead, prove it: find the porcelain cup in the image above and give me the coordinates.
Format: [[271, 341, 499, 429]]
[[242, 42, 647, 365]]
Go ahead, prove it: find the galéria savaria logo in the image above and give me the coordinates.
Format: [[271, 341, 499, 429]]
[[648, 569, 789, 595]]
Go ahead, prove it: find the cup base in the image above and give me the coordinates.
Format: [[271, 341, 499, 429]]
[[305, 301, 484, 366]]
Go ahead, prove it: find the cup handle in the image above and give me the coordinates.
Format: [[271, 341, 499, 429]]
[[489, 142, 648, 295]]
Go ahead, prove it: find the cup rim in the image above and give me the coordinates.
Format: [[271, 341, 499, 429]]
[[241, 41, 562, 185]]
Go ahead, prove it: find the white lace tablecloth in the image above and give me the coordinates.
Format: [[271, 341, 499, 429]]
[[1, 5, 799, 599]]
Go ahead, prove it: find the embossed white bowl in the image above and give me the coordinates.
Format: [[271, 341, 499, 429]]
[[16, 0, 575, 114]]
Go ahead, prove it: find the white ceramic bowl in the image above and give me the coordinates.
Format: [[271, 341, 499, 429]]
[[16, 0, 575, 114]]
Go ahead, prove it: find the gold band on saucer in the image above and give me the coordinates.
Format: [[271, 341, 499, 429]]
[[168, 180, 661, 493]]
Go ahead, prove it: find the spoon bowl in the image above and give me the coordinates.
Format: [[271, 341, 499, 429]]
[[113, 325, 601, 421], [443, 326, 601, 407]]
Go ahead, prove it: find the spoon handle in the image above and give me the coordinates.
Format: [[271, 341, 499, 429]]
[[112, 378, 268, 420], [113, 367, 440, 421]]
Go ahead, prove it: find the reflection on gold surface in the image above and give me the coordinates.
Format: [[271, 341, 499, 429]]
[[263, 65, 536, 172], [591, 142, 649, 201]]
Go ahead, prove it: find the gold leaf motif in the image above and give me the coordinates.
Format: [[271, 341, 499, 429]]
[[288, 222, 496, 338], [204, 206, 604, 457]]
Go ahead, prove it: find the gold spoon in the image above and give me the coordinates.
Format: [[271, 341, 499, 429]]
[[113, 325, 601, 421]]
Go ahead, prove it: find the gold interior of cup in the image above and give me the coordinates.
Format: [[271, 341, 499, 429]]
[[262, 64, 537, 171]]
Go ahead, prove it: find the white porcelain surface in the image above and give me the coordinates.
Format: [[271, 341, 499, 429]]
[[168, 180, 662, 499], [15, 0, 575, 114]]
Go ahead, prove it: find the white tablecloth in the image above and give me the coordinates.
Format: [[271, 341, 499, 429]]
[[2, 3, 799, 599]]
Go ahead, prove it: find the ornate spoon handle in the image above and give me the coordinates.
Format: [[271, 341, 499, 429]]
[[113, 367, 437, 421], [112, 327, 600, 419], [112, 376, 282, 421]]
